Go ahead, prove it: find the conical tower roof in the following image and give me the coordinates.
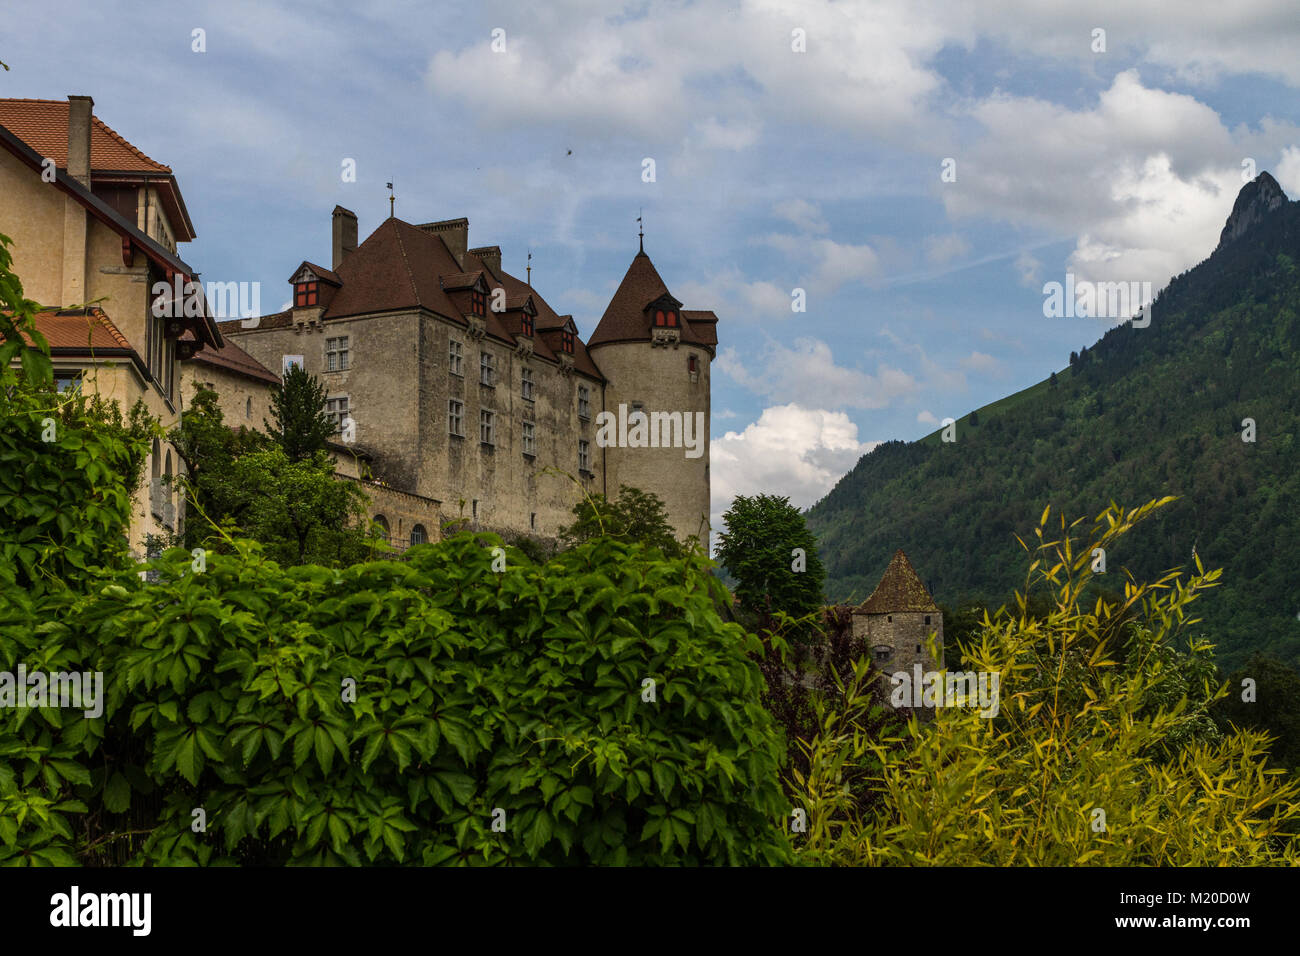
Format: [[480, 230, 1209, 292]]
[[588, 250, 678, 347], [859, 549, 938, 613]]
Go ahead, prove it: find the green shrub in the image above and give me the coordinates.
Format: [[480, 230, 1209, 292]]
[[0, 533, 793, 866]]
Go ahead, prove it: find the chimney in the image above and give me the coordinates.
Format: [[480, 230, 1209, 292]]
[[66, 95, 93, 187], [418, 218, 468, 268], [468, 245, 502, 275], [332, 205, 358, 270]]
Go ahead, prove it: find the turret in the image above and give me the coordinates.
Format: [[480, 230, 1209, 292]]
[[586, 247, 717, 542]]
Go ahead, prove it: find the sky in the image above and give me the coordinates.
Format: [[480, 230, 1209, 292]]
[[6, 0, 1300, 532]]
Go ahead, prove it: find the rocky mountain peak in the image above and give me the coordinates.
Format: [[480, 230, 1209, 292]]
[[1218, 171, 1288, 248]]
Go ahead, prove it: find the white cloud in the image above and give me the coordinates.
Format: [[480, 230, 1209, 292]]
[[924, 233, 971, 266], [718, 339, 917, 410], [693, 117, 762, 151], [1275, 146, 1300, 197], [675, 269, 794, 322], [959, 350, 1006, 377], [758, 234, 882, 292], [1014, 251, 1042, 287], [917, 409, 939, 424], [773, 199, 829, 235], [711, 404, 880, 531]]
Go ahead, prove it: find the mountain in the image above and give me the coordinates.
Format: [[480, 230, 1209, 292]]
[[806, 174, 1300, 672]]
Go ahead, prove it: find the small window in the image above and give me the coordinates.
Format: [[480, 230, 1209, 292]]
[[480, 351, 495, 387], [688, 354, 698, 374], [471, 289, 485, 316], [530, 512, 537, 530], [472, 499, 478, 520], [925, 615, 931, 625], [654, 309, 678, 327], [480, 409, 495, 445], [294, 281, 318, 308], [522, 420, 536, 457], [916, 644, 922, 653], [577, 384, 590, 420], [578, 439, 590, 473], [521, 314, 534, 337], [448, 399, 464, 436], [410, 524, 427, 547], [449, 340, 463, 376], [245, 397, 252, 419], [521, 367, 534, 401], [561, 330, 574, 353], [325, 396, 350, 432], [54, 370, 83, 393], [326, 335, 350, 371], [373, 515, 390, 542], [874, 647, 892, 662]]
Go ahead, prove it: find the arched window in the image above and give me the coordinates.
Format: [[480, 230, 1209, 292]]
[[654, 309, 678, 327], [150, 439, 162, 520], [410, 524, 427, 547], [373, 515, 390, 542], [245, 397, 252, 418]]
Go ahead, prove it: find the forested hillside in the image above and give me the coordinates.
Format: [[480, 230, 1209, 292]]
[[807, 176, 1300, 671]]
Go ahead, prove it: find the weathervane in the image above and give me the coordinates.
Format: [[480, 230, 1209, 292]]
[[386, 182, 395, 218], [637, 208, 644, 252], [526, 249, 532, 287]]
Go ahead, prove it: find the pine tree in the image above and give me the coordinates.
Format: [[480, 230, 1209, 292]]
[[266, 364, 337, 462]]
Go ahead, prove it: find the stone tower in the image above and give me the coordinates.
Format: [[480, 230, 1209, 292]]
[[852, 549, 944, 676], [586, 246, 717, 542]]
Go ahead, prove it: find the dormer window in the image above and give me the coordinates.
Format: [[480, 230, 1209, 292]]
[[295, 281, 318, 308], [471, 289, 486, 316], [654, 309, 678, 327], [521, 314, 533, 337], [561, 330, 575, 353]]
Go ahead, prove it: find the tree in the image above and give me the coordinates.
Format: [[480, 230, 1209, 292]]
[[559, 484, 684, 557], [1049, 370, 1059, 387], [716, 494, 825, 632], [266, 363, 337, 462], [968, 409, 980, 426], [171, 384, 372, 566]]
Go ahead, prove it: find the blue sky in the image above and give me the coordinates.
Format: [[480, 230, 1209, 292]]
[[6, 1, 1300, 529]]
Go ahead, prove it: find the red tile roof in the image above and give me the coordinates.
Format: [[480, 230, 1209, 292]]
[[29, 307, 133, 350], [0, 98, 171, 173], [857, 550, 939, 614], [187, 335, 280, 386]]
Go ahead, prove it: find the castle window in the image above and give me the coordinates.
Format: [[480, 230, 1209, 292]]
[[521, 367, 534, 401], [578, 439, 591, 473], [561, 330, 574, 353], [688, 354, 698, 375], [654, 309, 678, 328], [577, 384, 590, 420], [916, 644, 922, 653], [294, 281, 318, 308], [925, 615, 931, 625], [480, 409, 495, 445], [373, 515, 390, 543], [471, 289, 486, 316], [245, 397, 252, 419], [522, 421, 536, 457], [410, 524, 427, 547], [887, 615, 892, 623], [325, 395, 350, 433], [874, 646, 892, 662], [448, 400, 464, 436], [521, 314, 534, 337], [480, 351, 496, 387], [472, 500, 478, 520], [530, 513, 537, 530], [326, 335, 350, 371], [449, 340, 463, 376]]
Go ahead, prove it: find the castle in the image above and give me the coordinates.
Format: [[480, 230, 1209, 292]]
[[216, 210, 717, 547], [0, 95, 716, 555]]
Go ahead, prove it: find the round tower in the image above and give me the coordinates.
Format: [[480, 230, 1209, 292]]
[[586, 247, 717, 543]]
